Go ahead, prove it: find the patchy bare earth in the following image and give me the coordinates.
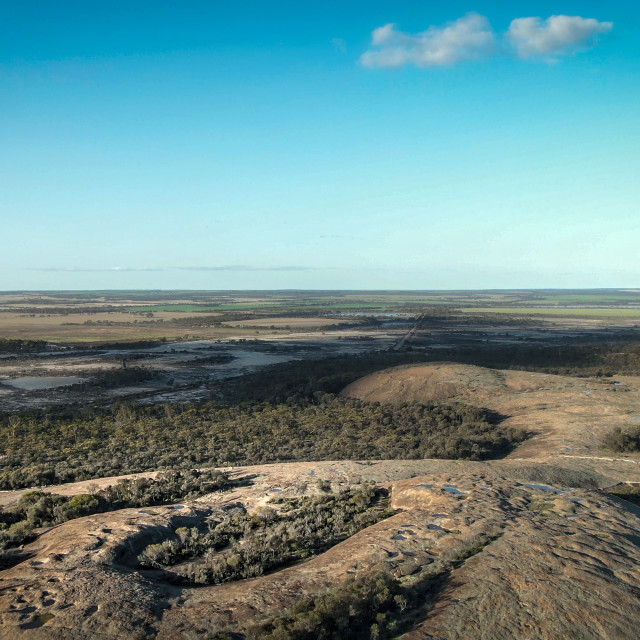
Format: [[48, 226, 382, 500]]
[[1, 462, 639, 639], [1, 364, 640, 638], [343, 363, 640, 480]]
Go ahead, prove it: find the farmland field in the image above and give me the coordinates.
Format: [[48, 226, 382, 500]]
[[2, 289, 640, 343], [2, 289, 640, 640], [462, 307, 640, 317]]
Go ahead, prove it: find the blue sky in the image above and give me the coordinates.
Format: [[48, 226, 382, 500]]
[[1, 1, 638, 290]]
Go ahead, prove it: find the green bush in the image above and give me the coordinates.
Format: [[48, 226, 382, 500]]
[[0, 395, 524, 490], [247, 572, 402, 640], [138, 484, 395, 585], [0, 469, 231, 556], [602, 426, 640, 452]]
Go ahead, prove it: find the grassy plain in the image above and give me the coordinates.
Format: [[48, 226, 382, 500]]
[[2, 289, 640, 344], [0, 312, 353, 343], [463, 307, 640, 317]]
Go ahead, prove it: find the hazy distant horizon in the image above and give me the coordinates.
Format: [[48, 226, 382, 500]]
[[2, 287, 639, 295]]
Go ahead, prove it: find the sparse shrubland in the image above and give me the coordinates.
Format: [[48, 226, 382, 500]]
[[138, 483, 394, 585], [79, 366, 159, 389], [602, 426, 640, 452], [422, 340, 640, 378], [246, 531, 501, 640], [0, 469, 230, 558]]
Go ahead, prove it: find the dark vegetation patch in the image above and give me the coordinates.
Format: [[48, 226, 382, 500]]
[[247, 571, 404, 640], [218, 352, 434, 404], [0, 469, 231, 559], [80, 366, 159, 389], [183, 353, 235, 366], [139, 483, 394, 585], [602, 426, 640, 453], [0, 338, 47, 354], [159, 311, 349, 327], [0, 306, 123, 315], [87, 339, 167, 349], [218, 341, 640, 407], [605, 483, 640, 507], [418, 340, 640, 378], [245, 532, 501, 640], [0, 396, 524, 489]]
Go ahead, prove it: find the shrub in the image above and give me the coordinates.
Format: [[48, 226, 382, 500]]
[[138, 484, 396, 586], [602, 426, 640, 452], [0, 469, 231, 555]]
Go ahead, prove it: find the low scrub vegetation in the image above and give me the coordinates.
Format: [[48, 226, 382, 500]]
[[139, 482, 394, 585], [246, 531, 501, 640], [0, 469, 230, 559], [430, 340, 640, 378], [247, 571, 403, 640], [605, 484, 640, 507], [602, 426, 640, 452], [219, 352, 440, 404], [81, 366, 159, 389], [0, 338, 47, 353]]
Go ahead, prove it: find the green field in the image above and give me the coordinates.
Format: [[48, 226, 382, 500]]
[[125, 304, 255, 312], [3, 289, 640, 344], [462, 307, 640, 317]]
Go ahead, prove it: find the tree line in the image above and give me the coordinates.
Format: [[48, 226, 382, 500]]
[[0, 395, 525, 490]]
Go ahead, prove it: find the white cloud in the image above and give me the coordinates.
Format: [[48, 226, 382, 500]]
[[31, 267, 164, 272], [508, 15, 613, 59], [360, 13, 496, 68]]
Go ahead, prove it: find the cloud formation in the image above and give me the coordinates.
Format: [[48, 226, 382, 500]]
[[361, 14, 612, 68], [360, 13, 495, 68], [179, 266, 314, 272], [31, 267, 165, 272], [508, 15, 613, 59], [31, 266, 316, 273]]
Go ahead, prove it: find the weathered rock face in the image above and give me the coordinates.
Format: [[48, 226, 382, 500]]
[[1, 462, 639, 639], [391, 476, 640, 640], [0, 506, 205, 639], [2, 363, 640, 638], [342, 362, 640, 480]]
